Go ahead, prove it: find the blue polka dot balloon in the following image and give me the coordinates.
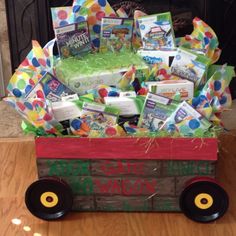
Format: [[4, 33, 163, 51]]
[[98, 0, 107, 7], [189, 119, 200, 130], [71, 119, 82, 130]]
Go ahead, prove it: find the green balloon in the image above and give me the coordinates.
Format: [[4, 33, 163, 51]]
[[17, 79, 26, 90]]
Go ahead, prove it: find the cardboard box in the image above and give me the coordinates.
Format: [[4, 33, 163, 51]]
[[146, 79, 194, 100], [137, 49, 177, 66], [55, 60, 149, 95], [104, 96, 145, 116]]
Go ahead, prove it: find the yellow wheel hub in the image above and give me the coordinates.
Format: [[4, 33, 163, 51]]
[[194, 193, 213, 210], [40, 192, 58, 208]]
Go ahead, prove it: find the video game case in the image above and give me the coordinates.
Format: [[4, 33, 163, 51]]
[[100, 17, 134, 53], [137, 12, 176, 50], [138, 92, 179, 132], [54, 21, 91, 59], [25, 72, 75, 102], [171, 47, 211, 88], [160, 101, 212, 136]]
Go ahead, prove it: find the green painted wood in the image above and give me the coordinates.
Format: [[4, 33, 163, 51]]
[[37, 159, 90, 177], [36, 158, 216, 212], [162, 160, 216, 177]]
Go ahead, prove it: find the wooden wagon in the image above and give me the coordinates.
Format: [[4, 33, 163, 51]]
[[25, 137, 229, 223]]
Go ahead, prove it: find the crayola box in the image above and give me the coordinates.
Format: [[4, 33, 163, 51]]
[[55, 52, 149, 95]]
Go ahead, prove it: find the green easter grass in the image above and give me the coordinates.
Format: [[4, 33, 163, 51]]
[[55, 51, 147, 78]]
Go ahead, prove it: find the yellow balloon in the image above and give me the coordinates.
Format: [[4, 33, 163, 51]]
[[9, 74, 19, 84], [27, 111, 39, 121]]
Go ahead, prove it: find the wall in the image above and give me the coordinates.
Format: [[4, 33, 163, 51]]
[[0, 0, 12, 96]]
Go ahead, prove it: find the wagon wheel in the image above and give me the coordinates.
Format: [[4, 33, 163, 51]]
[[179, 178, 229, 223], [25, 177, 73, 220]]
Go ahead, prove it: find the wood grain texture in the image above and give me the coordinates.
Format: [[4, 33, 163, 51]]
[[0, 137, 236, 236]]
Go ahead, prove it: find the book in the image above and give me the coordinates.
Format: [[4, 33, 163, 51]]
[[137, 12, 175, 50], [138, 92, 179, 132], [100, 17, 134, 53], [55, 21, 91, 59]]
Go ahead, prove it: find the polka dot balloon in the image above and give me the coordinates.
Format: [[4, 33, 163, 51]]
[[51, 7, 73, 29], [4, 97, 62, 134], [176, 17, 221, 64], [190, 65, 235, 124], [7, 40, 55, 98]]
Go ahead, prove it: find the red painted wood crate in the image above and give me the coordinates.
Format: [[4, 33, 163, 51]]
[[25, 137, 229, 223]]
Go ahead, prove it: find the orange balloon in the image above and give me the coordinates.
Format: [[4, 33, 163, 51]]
[[87, 15, 97, 25], [81, 122, 91, 132], [91, 3, 101, 12]]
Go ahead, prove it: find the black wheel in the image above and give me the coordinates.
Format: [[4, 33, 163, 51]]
[[25, 177, 73, 220], [179, 178, 229, 223]]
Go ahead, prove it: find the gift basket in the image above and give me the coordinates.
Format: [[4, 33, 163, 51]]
[[4, 0, 235, 223]]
